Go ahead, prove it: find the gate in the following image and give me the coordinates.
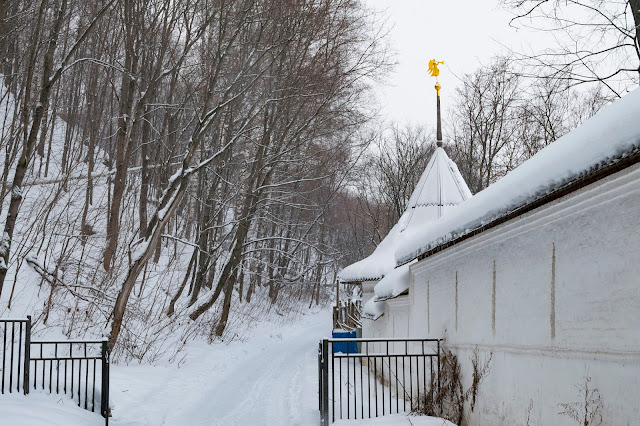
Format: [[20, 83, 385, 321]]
[[319, 337, 440, 425], [0, 317, 110, 424]]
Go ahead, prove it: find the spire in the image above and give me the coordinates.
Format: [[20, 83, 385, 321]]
[[436, 82, 442, 147], [428, 59, 444, 147]]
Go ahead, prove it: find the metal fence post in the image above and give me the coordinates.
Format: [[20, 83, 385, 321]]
[[321, 339, 329, 425], [100, 340, 110, 425], [437, 340, 441, 414], [23, 316, 31, 395], [318, 342, 322, 411]]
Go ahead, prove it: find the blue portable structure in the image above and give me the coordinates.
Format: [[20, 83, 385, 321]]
[[331, 329, 358, 353]]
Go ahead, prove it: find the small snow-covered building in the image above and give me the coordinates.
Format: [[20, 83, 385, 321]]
[[338, 140, 472, 341]]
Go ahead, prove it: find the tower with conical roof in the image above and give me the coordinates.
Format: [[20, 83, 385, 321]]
[[340, 60, 472, 317]]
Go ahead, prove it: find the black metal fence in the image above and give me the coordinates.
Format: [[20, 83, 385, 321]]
[[0, 317, 110, 424], [318, 337, 441, 425], [0, 317, 29, 395]]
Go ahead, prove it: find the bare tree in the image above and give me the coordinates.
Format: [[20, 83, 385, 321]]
[[371, 124, 435, 223], [504, 0, 640, 96], [0, 0, 115, 297], [0, 0, 389, 356], [447, 57, 522, 192]]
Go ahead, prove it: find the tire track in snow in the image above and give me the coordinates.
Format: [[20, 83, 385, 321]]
[[156, 314, 328, 426], [109, 311, 330, 426], [202, 319, 326, 425]]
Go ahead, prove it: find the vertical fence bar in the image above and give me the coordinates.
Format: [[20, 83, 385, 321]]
[[321, 339, 329, 425], [381, 342, 385, 416], [10, 322, 14, 392], [352, 350, 356, 419], [77, 357, 81, 406], [17, 322, 22, 393], [359, 351, 363, 420], [84, 344, 89, 409], [402, 350, 406, 412], [422, 341, 427, 408], [33, 358, 37, 389], [430, 356, 434, 406], [70, 344, 74, 396], [409, 357, 420, 411], [395, 353, 399, 414], [346, 343, 349, 419], [55, 344, 59, 394], [437, 340, 441, 414], [339, 350, 342, 419], [92, 359, 96, 412], [49, 349, 53, 393], [374, 352, 378, 417], [331, 340, 335, 423], [318, 342, 322, 412], [23, 317, 30, 395], [367, 342, 371, 419], [2, 321, 6, 393], [387, 341, 393, 414], [100, 340, 110, 424]]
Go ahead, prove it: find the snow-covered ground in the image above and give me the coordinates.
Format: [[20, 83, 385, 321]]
[[0, 392, 104, 425], [0, 308, 453, 425], [109, 309, 330, 426], [334, 415, 455, 426]]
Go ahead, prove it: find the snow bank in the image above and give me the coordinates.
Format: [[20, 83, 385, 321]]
[[396, 88, 640, 265], [334, 414, 456, 426], [374, 261, 413, 300], [0, 393, 103, 426], [363, 297, 385, 320]]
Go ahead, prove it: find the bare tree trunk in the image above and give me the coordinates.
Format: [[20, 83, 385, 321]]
[[0, 0, 68, 296], [103, 20, 138, 270], [167, 247, 198, 316], [190, 134, 272, 326]]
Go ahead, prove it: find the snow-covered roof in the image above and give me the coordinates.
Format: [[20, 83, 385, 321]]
[[338, 222, 402, 283], [362, 297, 385, 320], [396, 147, 472, 232], [339, 146, 472, 283], [396, 88, 640, 266], [374, 261, 413, 300]]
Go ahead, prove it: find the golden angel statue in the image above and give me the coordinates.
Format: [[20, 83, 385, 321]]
[[428, 59, 444, 77]]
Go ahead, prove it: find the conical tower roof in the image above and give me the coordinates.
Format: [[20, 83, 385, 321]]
[[339, 146, 472, 284], [397, 146, 472, 232]]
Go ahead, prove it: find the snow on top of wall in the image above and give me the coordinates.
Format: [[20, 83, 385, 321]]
[[396, 88, 640, 266], [339, 147, 471, 283], [362, 297, 385, 320], [374, 261, 413, 300]]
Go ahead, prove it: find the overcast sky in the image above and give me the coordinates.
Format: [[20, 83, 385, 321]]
[[365, 0, 542, 129]]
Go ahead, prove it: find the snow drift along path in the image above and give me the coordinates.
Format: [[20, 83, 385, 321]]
[[110, 310, 330, 426]]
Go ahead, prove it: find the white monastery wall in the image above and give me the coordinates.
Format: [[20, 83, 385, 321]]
[[386, 297, 410, 340], [407, 163, 640, 425], [361, 280, 381, 340], [361, 280, 378, 306]]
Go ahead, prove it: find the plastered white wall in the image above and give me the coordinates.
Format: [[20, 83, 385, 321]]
[[401, 164, 640, 425]]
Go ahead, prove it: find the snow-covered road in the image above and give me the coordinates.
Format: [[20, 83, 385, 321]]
[[110, 310, 330, 426]]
